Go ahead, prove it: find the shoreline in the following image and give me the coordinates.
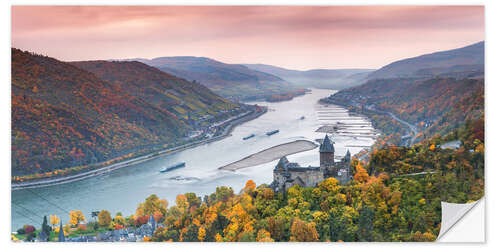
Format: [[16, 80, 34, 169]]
[[12, 107, 267, 190]]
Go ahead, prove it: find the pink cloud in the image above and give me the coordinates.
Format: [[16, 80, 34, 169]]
[[12, 6, 484, 70]]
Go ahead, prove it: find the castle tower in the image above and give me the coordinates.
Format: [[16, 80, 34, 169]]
[[319, 134, 335, 172], [58, 221, 65, 242], [344, 149, 353, 182], [344, 149, 351, 162]]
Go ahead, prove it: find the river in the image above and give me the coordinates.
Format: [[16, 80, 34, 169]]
[[11, 88, 376, 230]]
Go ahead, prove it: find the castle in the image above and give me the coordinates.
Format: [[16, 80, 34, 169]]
[[270, 134, 352, 192]]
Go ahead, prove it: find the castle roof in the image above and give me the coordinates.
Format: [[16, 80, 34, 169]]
[[319, 134, 335, 153], [275, 156, 289, 170], [275, 156, 320, 172]]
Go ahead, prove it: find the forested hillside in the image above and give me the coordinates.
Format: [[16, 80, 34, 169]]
[[71, 60, 238, 124], [323, 77, 484, 144], [12, 49, 240, 177]]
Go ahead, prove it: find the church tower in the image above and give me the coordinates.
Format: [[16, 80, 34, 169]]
[[319, 134, 335, 172]]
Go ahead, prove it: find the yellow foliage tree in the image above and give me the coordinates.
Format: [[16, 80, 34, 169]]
[[50, 214, 60, 228], [475, 144, 484, 153], [243, 179, 256, 192], [215, 233, 223, 242], [418, 198, 426, 205], [54, 224, 69, 236], [413, 231, 436, 242], [256, 229, 274, 242], [175, 194, 189, 213], [318, 177, 339, 193], [290, 217, 319, 242], [114, 215, 126, 226], [136, 194, 168, 218], [69, 210, 85, 226], [98, 210, 112, 227], [354, 163, 369, 183], [198, 226, 206, 242]]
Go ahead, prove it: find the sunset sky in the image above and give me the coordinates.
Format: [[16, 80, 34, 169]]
[[11, 6, 484, 70]]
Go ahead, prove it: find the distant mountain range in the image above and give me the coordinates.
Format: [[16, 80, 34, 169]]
[[245, 41, 484, 88], [243, 64, 374, 89], [126, 56, 304, 101], [366, 41, 484, 80], [12, 49, 240, 176]]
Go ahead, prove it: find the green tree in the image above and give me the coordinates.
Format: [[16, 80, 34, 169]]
[[41, 215, 51, 241], [357, 205, 374, 241]]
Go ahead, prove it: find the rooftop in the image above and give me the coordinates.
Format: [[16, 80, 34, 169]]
[[319, 134, 335, 153]]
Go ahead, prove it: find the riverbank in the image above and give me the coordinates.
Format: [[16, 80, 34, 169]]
[[12, 107, 268, 190], [219, 140, 318, 171]]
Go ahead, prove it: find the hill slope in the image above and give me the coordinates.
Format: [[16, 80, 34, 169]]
[[323, 77, 484, 144], [130, 56, 304, 101], [12, 49, 240, 176], [71, 60, 239, 124], [367, 41, 484, 80], [243, 63, 374, 89]]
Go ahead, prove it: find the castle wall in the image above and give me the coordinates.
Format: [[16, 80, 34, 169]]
[[324, 162, 352, 185], [272, 170, 287, 191], [289, 169, 324, 187]]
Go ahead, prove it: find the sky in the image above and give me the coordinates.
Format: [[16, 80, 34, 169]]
[[11, 6, 484, 70]]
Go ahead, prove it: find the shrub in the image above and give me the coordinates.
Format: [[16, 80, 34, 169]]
[[16, 227, 26, 235], [87, 221, 99, 231], [135, 215, 149, 227], [76, 224, 87, 232], [24, 225, 35, 234]]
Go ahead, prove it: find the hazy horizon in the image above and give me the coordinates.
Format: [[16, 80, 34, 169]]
[[12, 6, 484, 70]]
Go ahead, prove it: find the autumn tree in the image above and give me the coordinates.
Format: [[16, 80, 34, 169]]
[[98, 210, 112, 227], [267, 216, 287, 241], [243, 179, 256, 194], [290, 217, 319, 242], [136, 194, 168, 220], [181, 224, 199, 242], [256, 229, 274, 242], [69, 210, 85, 226], [50, 214, 60, 229], [215, 186, 234, 202], [354, 162, 369, 183], [198, 226, 206, 242], [153, 227, 179, 242]]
